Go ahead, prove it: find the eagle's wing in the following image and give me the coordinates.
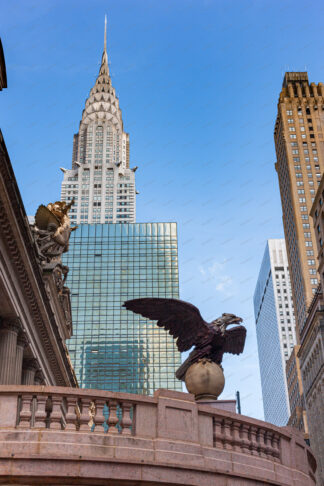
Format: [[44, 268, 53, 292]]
[[123, 298, 213, 352], [35, 205, 60, 230], [223, 325, 246, 355]]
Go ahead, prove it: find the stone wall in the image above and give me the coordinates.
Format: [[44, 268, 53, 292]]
[[0, 386, 317, 486]]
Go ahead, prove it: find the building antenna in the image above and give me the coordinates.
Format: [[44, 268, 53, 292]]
[[104, 14, 107, 52], [236, 390, 241, 414]]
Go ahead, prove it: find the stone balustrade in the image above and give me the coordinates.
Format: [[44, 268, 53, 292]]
[[212, 415, 281, 461], [17, 390, 134, 434], [0, 386, 317, 486]]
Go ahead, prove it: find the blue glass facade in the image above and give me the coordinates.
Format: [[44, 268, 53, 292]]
[[254, 240, 296, 426], [63, 223, 182, 394]]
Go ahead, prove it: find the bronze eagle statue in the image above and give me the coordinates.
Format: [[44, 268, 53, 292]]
[[123, 298, 246, 381]]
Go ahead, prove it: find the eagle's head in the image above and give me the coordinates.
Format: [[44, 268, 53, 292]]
[[211, 313, 243, 335]]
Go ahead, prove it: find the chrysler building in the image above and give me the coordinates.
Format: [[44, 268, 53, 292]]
[[61, 18, 137, 223]]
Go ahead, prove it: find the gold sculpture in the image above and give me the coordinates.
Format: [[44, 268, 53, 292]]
[[33, 199, 77, 263]]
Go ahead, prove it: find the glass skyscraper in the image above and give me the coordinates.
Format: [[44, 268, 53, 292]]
[[253, 239, 297, 426], [64, 223, 182, 394]]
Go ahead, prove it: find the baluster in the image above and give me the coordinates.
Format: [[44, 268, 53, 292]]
[[107, 400, 119, 434], [240, 423, 250, 454], [79, 397, 92, 431], [121, 402, 132, 435], [94, 399, 106, 433], [61, 397, 67, 430], [250, 425, 259, 456], [89, 401, 96, 430], [272, 433, 281, 462], [18, 394, 33, 428], [264, 430, 272, 460], [223, 419, 233, 450], [30, 396, 37, 428], [258, 428, 267, 458], [268, 432, 275, 460], [75, 401, 81, 430], [50, 395, 63, 430], [34, 395, 47, 428], [232, 421, 241, 452], [65, 396, 78, 431], [213, 417, 223, 449]]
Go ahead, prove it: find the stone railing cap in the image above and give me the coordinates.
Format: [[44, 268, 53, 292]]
[[154, 388, 195, 401]]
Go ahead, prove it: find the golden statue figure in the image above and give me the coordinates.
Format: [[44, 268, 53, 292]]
[[33, 199, 77, 264]]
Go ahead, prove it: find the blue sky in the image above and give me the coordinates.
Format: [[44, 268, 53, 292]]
[[2, 0, 324, 420]]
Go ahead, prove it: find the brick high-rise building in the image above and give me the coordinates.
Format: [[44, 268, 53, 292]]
[[274, 72, 324, 337], [274, 72, 324, 429]]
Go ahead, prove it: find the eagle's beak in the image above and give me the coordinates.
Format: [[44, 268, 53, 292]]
[[228, 317, 243, 326]]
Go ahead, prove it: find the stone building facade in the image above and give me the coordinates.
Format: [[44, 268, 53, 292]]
[[0, 43, 77, 387], [299, 174, 324, 483], [285, 345, 308, 433]]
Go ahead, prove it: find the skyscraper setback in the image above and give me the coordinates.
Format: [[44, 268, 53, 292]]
[[61, 18, 136, 224]]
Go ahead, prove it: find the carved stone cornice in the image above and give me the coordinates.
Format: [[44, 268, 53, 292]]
[[0, 131, 77, 387]]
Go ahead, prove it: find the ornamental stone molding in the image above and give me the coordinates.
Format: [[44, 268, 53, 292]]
[[0, 130, 77, 387]]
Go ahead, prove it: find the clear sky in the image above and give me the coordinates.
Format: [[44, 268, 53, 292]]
[[1, 0, 324, 420]]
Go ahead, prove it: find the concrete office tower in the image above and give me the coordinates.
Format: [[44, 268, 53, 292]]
[[61, 18, 136, 224], [64, 223, 182, 394], [254, 239, 297, 426]]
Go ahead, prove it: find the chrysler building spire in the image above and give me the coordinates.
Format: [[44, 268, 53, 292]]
[[104, 15, 107, 52], [101, 15, 108, 70], [60, 21, 137, 224]]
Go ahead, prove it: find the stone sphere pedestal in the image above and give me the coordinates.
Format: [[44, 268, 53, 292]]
[[184, 359, 225, 401]]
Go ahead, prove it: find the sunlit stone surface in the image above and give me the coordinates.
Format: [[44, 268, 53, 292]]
[[0, 386, 317, 486]]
